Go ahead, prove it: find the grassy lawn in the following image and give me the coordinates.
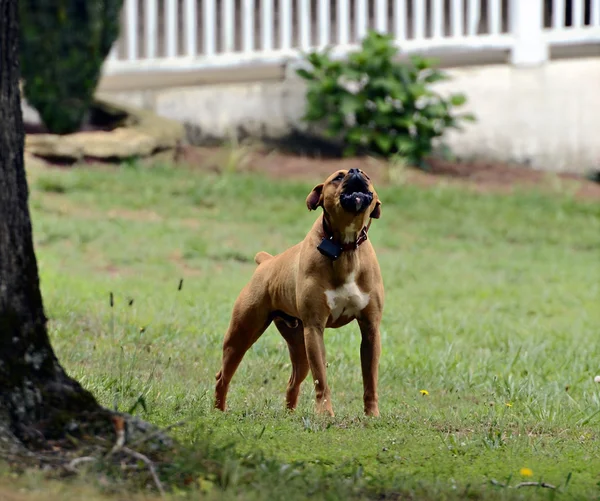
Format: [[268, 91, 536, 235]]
[[12, 160, 600, 499]]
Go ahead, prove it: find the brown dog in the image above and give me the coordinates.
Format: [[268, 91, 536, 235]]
[[214, 168, 383, 417]]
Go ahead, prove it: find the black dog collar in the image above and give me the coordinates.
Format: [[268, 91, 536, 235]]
[[317, 215, 371, 261]]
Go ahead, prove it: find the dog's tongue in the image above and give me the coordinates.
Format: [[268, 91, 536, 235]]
[[341, 191, 373, 213], [355, 196, 362, 211]]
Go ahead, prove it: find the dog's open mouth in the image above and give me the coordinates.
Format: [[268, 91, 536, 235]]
[[340, 177, 373, 213]]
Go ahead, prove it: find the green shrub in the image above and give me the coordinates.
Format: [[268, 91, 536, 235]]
[[20, 1, 123, 135], [296, 30, 475, 168]]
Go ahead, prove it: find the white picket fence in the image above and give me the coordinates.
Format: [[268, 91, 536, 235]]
[[103, 0, 600, 75]]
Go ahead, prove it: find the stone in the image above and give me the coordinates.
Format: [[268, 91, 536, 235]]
[[24, 97, 185, 165]]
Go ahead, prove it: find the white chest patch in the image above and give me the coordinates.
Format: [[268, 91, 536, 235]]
[[324, 272, 370, 322]]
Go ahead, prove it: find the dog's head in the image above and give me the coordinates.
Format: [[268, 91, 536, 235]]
[[306, 169, 381, 229]]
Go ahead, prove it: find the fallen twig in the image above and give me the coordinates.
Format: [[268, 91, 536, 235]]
[[122, 446, 166, 498], [490, 479, 556, 490], [516, 481, 556, 489], [65, 456, 96, 473], [107, 415, 126, 456], [57, 414, 168, 496]]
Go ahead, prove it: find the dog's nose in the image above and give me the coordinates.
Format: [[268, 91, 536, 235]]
[[348, 168, 360, 177]]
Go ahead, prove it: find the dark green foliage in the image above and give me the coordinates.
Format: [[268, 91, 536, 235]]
[[297, 31, 475, 168], [20, 1, 123, 134]]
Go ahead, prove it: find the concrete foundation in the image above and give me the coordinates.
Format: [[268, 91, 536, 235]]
[[98, 56, 600, 174]]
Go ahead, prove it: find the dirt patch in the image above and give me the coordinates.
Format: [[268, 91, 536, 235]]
[[96, 264, 126, 278], [106, 208, 163, 223], [179, 145, 600, 201], [168, 250, 203, 277]]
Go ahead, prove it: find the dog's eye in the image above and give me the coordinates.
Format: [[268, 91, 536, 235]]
[[334, 173, 344, 181]]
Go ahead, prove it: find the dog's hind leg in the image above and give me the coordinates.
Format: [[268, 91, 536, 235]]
[[274, 318, 309, 411], [215, 289, 271, 412], [358, 314, 382, 417]]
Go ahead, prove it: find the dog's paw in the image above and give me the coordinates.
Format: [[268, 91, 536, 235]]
[[364, 406, 380, 417], [315, 400, 335, 417]]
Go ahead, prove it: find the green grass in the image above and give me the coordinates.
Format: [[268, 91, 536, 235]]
[[19, 161, 600, 499]]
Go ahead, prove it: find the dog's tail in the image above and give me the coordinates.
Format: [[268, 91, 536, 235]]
[[254, 251, 273, 265]]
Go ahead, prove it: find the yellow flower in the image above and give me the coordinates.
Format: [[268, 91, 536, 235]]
[[519, 467, 533, 477], [505, 402, 513, 407], [419, 389, 429, 396]]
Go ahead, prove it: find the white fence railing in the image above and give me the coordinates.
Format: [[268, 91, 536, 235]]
[[103, 0, 600, 76]]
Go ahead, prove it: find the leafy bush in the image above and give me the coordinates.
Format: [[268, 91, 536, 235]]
[[20, 1, 123, 135], [296, 30, 475, 168]]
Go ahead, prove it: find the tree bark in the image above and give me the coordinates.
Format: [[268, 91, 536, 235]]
[[0, 0, 105, 451]]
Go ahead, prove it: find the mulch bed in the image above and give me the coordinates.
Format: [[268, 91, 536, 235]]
[[179, 145, 600, 201]]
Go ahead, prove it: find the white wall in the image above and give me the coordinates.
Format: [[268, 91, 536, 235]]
[[437, 57, 600, 172], [99, 56, 600, 174]]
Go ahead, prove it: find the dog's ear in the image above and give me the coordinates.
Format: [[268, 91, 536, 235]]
[[370, 200, 381, 219], [306, 184, 324, 211]]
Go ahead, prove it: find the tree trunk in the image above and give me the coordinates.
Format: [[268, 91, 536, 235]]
[[0, 0, 105, 452]]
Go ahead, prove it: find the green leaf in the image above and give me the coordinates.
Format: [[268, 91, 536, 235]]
[[347, 128, 367, 145], [340, 93, 362, 116], [303, 106, 327, 122], [411, 55, 439, 71], [296, 68, 315, 80], [374, 133, 393, 154], [370, 77, 403, 96], [460, 112, 477, 122], [349, 51, 368, 67], [321, 77, 338, 92], [375, 98, 393, 114], [307, 52, 328, 69], [343, 144, 358, 157], [325, 115, 345, 137], [407, 82, 428, 99], [395, 136, 415, 155], [449, 93, 467, 107], [392, 116, 414, 130], [373, 114, 394, 128], [422, 71, 450, 84], [422, 103, 448, 119], [325, 61, 344, 74]]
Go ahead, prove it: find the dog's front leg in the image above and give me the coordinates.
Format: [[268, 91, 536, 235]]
[[358, 316, 381, 417], [304, 323, 334, 417]]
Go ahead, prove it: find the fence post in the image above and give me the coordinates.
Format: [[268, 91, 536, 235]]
[[510, 0, 548, 66]]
